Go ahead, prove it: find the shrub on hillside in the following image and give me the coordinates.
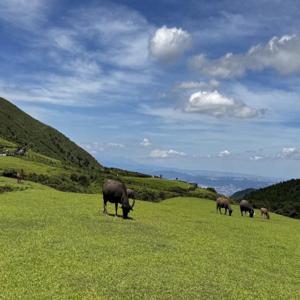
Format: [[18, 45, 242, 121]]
[[206, 187, 217, 193], [2, 169, 18, 178], [0, 185, 14, 193]]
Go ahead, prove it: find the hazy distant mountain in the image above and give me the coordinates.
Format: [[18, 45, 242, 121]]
[[142, 168, 278, 196], [101, 161, 280, 196]]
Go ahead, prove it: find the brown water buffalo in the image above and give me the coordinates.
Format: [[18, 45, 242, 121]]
[[102, 179, 135, 219], [240, 200, 254, 217], [260, 208, 270, 219], [216, 197, 233, 216], [126, 188, 135, 199]]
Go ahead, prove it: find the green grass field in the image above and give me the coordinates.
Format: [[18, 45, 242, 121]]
[[0, 176, 299, 299], [0, 156, 66, 176]]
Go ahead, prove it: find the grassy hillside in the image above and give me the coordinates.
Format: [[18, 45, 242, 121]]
[[0, 150, 215, 199], [244, 179, 300, 218], [0, 98, 214, 200], [123, 176, 216, 201], [0, 97, 101, 170], [0, 176, 299, 299]]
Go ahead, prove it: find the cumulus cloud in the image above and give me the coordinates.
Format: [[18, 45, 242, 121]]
[[150, 149, 186, 158], [190, 34, 300, 78], [176, 79, 219, 90], [218, 150, 231, 157], [184, 90, 264, 119], [140, 138, 151, 147], [150, 26, 192, 62], [278, 147, 300, 159]]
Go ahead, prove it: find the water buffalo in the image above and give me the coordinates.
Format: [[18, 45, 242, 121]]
[[126, 188, 135, 199], [216, 197, 233, 216], [260, 207, 270, 219], [102, 179, 135, 219], [240, 200, 254, 217]]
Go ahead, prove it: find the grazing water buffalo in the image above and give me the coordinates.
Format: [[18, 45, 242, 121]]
[[216, 197, 233, 216], [240, 200, 254, 217], [102, 179, 135, 219], [260, 208, 270, 219]]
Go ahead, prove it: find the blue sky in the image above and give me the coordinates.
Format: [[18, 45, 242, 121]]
[[1, 0, 300, 178]]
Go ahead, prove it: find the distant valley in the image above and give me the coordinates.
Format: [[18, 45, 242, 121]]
[[149, 169, 280, 196], [108, 162, 281, 196]]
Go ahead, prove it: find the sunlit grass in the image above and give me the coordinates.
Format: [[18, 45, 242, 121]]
[[0, 176, 299, 299], [0, 156, 65, 175]]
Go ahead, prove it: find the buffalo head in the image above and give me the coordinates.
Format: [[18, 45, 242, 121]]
[[122, 198, 135, 219], [249, 209, 254, 218]]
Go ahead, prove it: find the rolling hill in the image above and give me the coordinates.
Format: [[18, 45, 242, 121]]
[[0, 97, 101, 170]]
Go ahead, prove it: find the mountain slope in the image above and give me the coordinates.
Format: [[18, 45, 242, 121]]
[[231, 188, 257, 201], [244, 179, 300, 218], [0, 97, 101, 170]]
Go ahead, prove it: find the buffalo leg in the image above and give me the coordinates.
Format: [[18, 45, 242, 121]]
[[115, 203, 118, 217], [225, 208, 227, 215], [103, 200, 108, 215]]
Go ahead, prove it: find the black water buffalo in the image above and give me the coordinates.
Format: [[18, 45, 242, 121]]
[[240, 200, 254, 217], [216, 197, 233, 216], [102, 179, 135, 219], [260, 207, 270, 219]]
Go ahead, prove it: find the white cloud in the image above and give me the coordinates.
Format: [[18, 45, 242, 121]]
[[107, 143, 125, 148], [184, 90, 264, 119], [190, 34, 300, 78], [81, 141, 125, 154], [149, 26, 192, 62], [278, 147, 300, 159], [72, 5, 153, 70], [0, 0, 49, 28], [0, 3, 156, 107], [218, 150, 231, 157], [250, 155, 264, 161], [81, 143, 104, 155], [176, 79, 219, 90], [140, 138, 151, 147], [150, 149, 186, 158]]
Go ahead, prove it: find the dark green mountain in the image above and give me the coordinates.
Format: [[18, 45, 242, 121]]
[[243, 179, 300, 219], [231, 188, 257, 202], [0, 97, 101, 170]]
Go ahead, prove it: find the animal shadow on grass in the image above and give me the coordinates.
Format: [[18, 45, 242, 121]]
[[106, 213, 134, 220]]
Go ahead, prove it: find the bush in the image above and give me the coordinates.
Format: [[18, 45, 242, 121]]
[[2, 169, 18, 178], [206, 187, 217, 193], [0, 185, 14, 193]]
